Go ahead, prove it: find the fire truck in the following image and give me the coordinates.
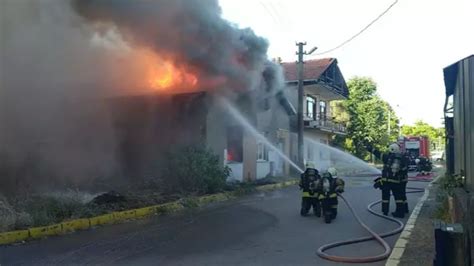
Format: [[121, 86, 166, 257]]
[[397, 136, 430, 171]]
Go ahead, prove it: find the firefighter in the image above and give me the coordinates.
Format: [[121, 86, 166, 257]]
[[400, 152, 410, 214], [299, 163, 321, 217], [368, 142, 409, 218], [319, 167, 345, 220], [416, 156, 433, 175]]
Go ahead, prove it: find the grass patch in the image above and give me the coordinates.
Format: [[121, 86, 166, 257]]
[[433, 173, 463, 222]]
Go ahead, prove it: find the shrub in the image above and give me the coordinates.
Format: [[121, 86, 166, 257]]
[[162, 146, 231, 194], [0, 196, 16, 231], [15, 195, 85, 227]]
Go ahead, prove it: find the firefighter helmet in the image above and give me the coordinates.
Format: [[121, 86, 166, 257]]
[[388, 143, 401, 153], [305, 161, 316, 169], [328, 167, 337, 177]]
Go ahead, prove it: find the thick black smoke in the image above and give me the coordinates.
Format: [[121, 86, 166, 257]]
[[72, 0, 275, 92]]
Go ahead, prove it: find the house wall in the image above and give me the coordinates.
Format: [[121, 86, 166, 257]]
[[256, 87, 294, 177], [448, 55, 474, 263], [453, 56, 474, 190], [304, 130, 331, 171], [227, 162, 243, 181], [109, 93, 209, 179], [205, 99, 227, 164]]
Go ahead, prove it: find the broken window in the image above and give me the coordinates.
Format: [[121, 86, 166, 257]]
[[227, 126, 243, 162]]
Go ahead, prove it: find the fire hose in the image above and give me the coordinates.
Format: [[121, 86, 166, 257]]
[[316, 178, 430, 263]]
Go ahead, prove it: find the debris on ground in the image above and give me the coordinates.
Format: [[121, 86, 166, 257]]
[[91, 191, 126, 205]]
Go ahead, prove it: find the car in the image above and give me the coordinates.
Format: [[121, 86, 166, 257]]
[[431, 150, 445, 161]]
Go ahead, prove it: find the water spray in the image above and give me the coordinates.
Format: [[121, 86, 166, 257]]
[[219, 95, 428, 263], [218, 97, 304, 173]]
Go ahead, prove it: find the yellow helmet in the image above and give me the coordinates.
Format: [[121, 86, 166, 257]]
[[328, 167, 337, 176]]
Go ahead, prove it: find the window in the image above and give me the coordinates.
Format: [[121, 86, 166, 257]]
[[227, 126, 243, 162], [319, 100, 327, 120], [257, 132, 269, 161], [306, 96, 316, 120], [257, 142, 268, 161]]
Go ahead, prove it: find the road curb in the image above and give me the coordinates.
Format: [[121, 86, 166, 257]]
[[385, 174, 442, 266], [0, 179, 298, 246]]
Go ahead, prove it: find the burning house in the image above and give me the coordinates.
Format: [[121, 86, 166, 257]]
[[0, 0, 299, 195]]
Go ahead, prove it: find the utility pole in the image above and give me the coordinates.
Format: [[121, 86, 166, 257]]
[[296, 42, 317, 168], [388, 111, 391, 137]]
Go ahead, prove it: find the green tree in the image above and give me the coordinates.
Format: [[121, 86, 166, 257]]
[[332, 77, 399, 159], [401, 120, 445, 150]]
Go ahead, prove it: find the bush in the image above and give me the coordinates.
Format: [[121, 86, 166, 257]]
[[0, 196, 16, 231], [162, 146, 230, 194], [15, 195, 85, 227]]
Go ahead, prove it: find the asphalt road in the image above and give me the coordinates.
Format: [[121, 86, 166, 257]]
[[0, 175, 428, 266]]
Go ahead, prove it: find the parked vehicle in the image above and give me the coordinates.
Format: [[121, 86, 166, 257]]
[[431, 150, 445, 161]]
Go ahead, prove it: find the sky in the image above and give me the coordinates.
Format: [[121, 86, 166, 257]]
[[219, 0, 474, 127]]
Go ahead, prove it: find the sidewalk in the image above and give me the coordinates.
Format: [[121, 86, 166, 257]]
[[394, 169, 444, 266]]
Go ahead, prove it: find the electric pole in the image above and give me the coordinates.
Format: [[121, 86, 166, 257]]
[[388, 111, 391, 136], [296, 42, 317, 169]]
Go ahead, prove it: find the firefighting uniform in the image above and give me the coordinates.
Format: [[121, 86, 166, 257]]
[[371, 149, 409, 216], [417, 157, 433, 175], [400, 159, 409, 214], [318, 175, 345, 218], [299, 168, 321, 216]]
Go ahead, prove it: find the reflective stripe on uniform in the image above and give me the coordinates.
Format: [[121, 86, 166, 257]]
[[382, 178, 401, 183], [302, 192, 318, 198], [395, 200, 404, 203], [330, 205, 338, 209], [329, 193, 337, 198]]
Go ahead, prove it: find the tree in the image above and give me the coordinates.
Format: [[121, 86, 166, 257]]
[[401, 120, 445, 150], [332, 77, 400, 159]]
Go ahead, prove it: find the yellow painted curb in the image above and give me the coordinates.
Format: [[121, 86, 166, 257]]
[[62, 219, 90, 232], [135, 206, 156, 217], [0, 178, 297, 246], [113, 210, 137, 222], [89, 213, 115, 227], [29, 224, 62, 239], [0, 230, 29, 245], [197, 193, 233, 205]]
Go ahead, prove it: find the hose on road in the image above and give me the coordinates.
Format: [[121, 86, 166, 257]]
[[316, 179, 429, 263]]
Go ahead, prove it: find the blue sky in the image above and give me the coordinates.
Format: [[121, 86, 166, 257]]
[[219, 0, 473, 127]]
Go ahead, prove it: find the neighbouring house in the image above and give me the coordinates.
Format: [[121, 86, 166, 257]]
[[443, 54, 474, 264], [281, 58, 349, 170]]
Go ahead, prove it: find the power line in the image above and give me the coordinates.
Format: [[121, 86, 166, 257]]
[[259, 1, 279, 24], [315, 0, 399, 56]]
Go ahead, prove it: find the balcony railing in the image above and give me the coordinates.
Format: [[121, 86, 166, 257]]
[[304, 114, 347, 134]]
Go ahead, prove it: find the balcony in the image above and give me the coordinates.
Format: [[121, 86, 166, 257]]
[[304, 114, 347, 135]]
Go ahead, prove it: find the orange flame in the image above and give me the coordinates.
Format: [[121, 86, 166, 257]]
[[138, 49, 198, 91], [148, 61, 198, 89]]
